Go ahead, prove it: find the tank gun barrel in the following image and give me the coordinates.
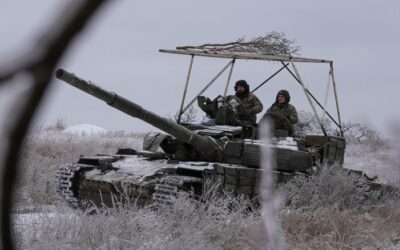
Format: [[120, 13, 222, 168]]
[[55, 69, 222, 161]]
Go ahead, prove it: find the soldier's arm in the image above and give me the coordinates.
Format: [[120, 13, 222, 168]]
[[266, 104, 273, 113], [249, 95, 263, 114], [288, 105, 298, 124]]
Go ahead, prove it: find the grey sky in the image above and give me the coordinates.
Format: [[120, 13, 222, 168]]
[[1, 1, 399, 136]]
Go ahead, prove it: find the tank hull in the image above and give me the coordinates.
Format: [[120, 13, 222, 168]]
[[55, 150, 299, 209]]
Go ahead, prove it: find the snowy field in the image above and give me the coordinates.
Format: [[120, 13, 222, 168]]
[[11, 125, 400, 249]]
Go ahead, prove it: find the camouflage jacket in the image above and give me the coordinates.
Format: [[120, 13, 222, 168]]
[[266, 103, 298, 124], [226, 93, 263, 125]]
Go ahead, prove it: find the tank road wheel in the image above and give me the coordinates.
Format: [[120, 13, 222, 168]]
[[55, 163, 95, 209], [152, 175, 202, 209]]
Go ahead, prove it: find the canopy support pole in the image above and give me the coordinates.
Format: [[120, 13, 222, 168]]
[[182, 59, 234, 113], [320, 68, 331, 123], [177, 55, 194, 123], [282, 62, 341, 128], [330, 62, 344, 136], [223, 59, 236, 98], [251, 63, 289, 93], [290, 61, 327, 136]]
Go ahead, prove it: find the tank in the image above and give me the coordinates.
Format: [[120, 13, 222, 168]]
[[54, 69, 348, 209]]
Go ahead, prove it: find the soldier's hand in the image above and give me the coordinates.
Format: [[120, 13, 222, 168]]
[[238, 106, 251, 116], [197, 96, 206, 105], [266, 111, 281, 118], [236, 105, 245, 114]]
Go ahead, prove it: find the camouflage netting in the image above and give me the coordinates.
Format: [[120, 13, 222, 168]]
[[177, 31, 301, 55]]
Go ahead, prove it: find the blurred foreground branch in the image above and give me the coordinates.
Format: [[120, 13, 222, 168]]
[[259, 120, 286, 249], [0, 1, 109, 249]]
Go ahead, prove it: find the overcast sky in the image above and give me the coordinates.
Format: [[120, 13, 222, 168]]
[[1, 0, 399, 136]]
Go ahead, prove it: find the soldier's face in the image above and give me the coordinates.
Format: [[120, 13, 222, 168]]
[[236, 85, 246, 94], [277, 94, 286, 104]]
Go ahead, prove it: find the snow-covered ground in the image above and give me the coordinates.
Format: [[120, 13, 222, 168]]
[[345, 143, 400, 183], [10, 128, 400, 249]]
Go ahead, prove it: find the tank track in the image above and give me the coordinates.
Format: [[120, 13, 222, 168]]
[[55, 163, 95, 209]]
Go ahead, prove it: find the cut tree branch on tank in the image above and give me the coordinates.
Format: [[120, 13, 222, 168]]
[[177, 32, 301, 55]]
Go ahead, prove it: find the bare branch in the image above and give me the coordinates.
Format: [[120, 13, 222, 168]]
[[0, 59, 30, 84], [177, 31, 301, 55], [174, 106, 198, 124]]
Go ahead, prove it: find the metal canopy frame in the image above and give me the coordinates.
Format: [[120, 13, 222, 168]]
[[160, 48, 344, 137]]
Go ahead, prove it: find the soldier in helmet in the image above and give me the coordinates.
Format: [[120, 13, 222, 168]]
[[226, 80, 264, 126], [263, 89, 298, 136]]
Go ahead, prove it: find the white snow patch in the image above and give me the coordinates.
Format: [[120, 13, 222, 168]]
[[243, 137, 299, 150], [63, 124, 107, 136]]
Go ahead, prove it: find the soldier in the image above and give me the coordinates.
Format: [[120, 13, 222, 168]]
[[225, 80, 263, 126], [263, 89, 298, 136]]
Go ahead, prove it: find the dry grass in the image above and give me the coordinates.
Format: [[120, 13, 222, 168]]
[[14, 186, 262, 250], [12, 129, 400, 249], [280, 167, 400, 249], [279, 146, 400, 249], [282, 205, 400, 249]]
